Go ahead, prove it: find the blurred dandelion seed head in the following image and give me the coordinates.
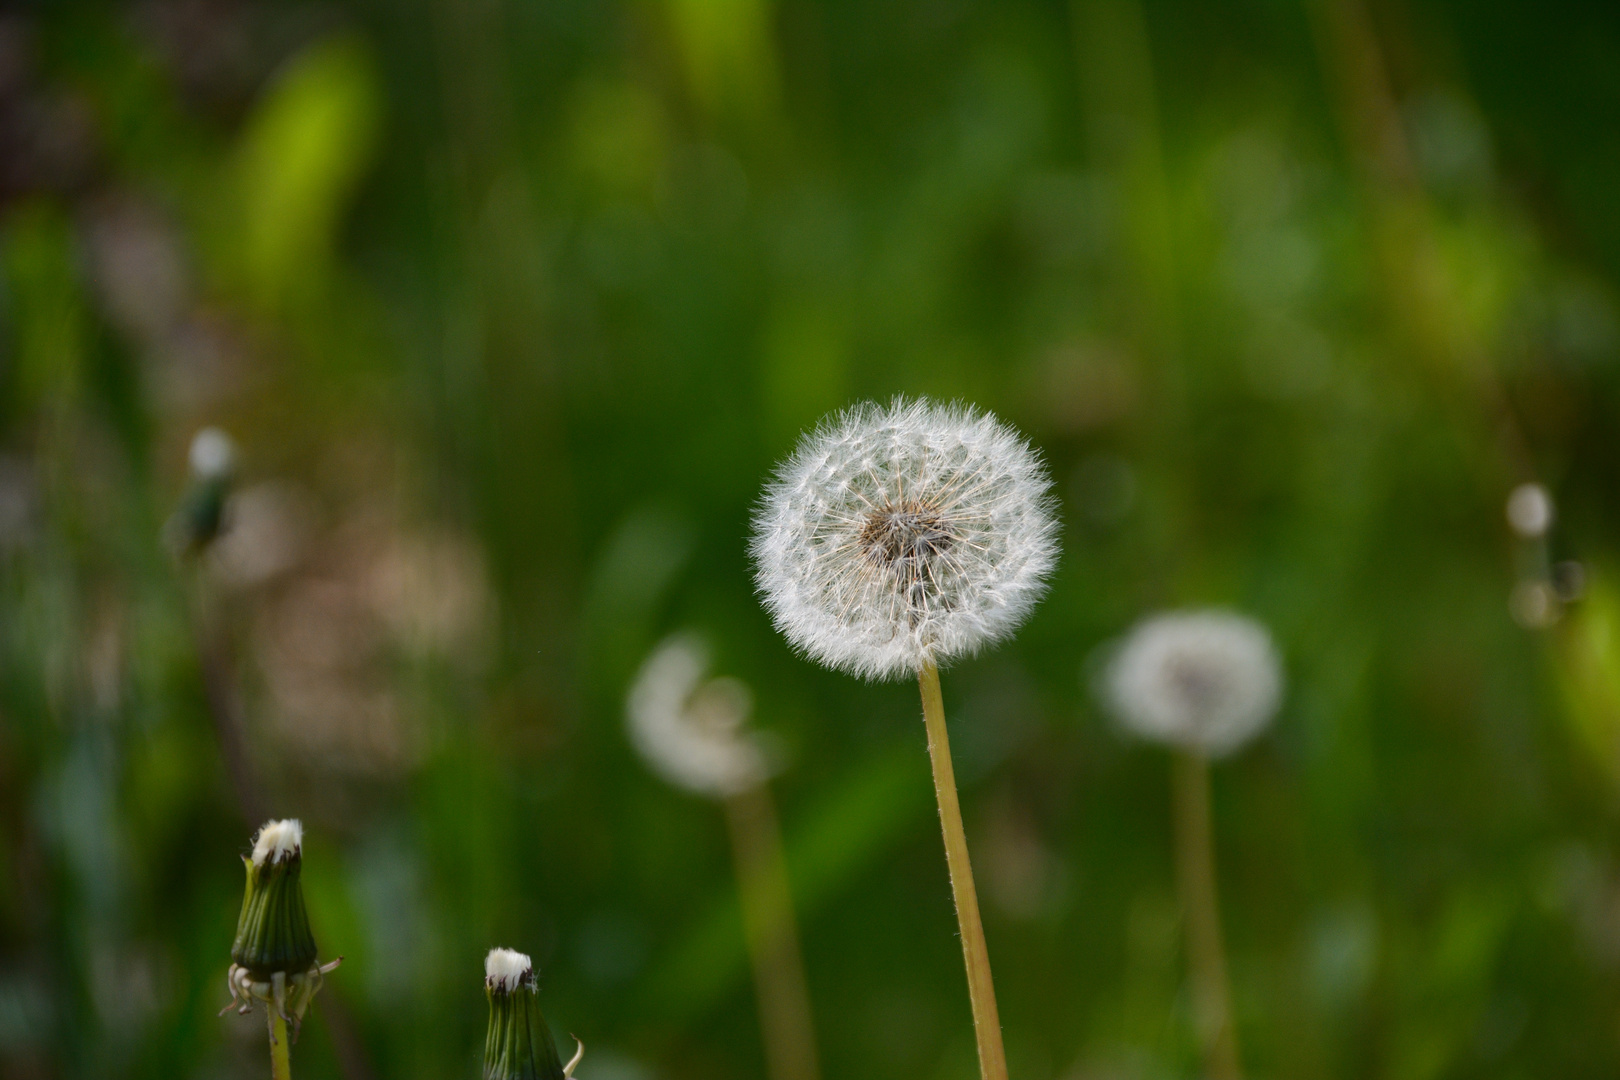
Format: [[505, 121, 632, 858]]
[[1553, 560, 1586, 602], [1506, 483, 1553, 538], [208, 482, 312, 588], [484, 948, 533, 993], [1105, 610, 1283, 757], [1510, 580, 1560, 629], [250, 818, 302, 866], [627, 634, 771, 797], [188, 427, 236, 482], [751, 398, 1059, 680]]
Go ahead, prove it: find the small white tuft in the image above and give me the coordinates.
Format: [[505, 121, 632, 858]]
[[627, 634, 772, 798], [250, 819, 303, 866], [484, 948, 533, 992], [189, 427, 237, 481], [1104, 610, 1283, 758], [1506, 482, 1553, 538], [751, 398, 1060, 681]]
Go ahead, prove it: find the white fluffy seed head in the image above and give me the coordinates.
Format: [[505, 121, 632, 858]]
[[484, 948, 533, 992], [189, 427, 236, 481], [751, 398, 1060, 681], [627, 633, 772, 798], [1506, 482, 1553, 538], [1104, 610, 1283, 758], [250, 819, 303, 866]]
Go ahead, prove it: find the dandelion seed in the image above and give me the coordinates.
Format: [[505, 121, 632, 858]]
[[250, 818, 303, 865], [627, 633, 772, 798], [484, 947, 534, 994], [751, 398, 1059, 681], [1105, 609, 1283, 758]]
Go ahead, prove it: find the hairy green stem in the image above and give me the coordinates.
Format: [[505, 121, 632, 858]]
[[919, 661, 1008, 1080], [269, 1010, 292, 1080]]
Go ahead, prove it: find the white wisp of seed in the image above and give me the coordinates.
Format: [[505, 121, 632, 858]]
[[484, 948, 532, 993], [250, 819, 303, 867]]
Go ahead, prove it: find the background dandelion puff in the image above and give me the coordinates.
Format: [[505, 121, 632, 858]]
[[627, 633, 772, 797], [1105, 610, 1283, 757]]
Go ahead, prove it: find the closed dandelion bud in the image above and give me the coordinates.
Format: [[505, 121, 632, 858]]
[[166, 427, 237, 556], [221, 820, 342, 1037], [483, 949, 582, 1080], [232, 820, 318, 975]]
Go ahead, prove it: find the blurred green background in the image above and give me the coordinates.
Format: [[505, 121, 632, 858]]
[[2, 0, 1620, 1078]]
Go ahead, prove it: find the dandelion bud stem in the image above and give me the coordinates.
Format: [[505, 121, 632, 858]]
[[269, 1012, 292, 1080], [918, 661, 1008, 1080], [222, 820, 342, 1080]]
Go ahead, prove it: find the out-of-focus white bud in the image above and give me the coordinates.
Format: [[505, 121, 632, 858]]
[[190, 427, 237, 482], [1506, 483, 1553, 539]]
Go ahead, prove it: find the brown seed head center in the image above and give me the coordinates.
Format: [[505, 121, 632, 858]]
[[1167, 656, 1228, 714], [860, 501, 956, 569]]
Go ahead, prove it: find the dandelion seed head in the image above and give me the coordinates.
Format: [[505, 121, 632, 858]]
[[484, 948, 533, 993], [751, 398, 1059, 680], [189, 427, 236, 481], [249, 818, 303, 866], [627, 633, 772, 797], [1105, 610, 1282, 757]]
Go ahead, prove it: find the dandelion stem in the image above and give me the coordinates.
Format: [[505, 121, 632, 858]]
[[1171, 749, 1242, 1080], [269, 1009, 293, 1080], [724, 783, 822, 1080], [918, 661, 1008, 1080]]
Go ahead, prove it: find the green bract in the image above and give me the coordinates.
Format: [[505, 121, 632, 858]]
[[484, 973, 564, 1080], [231, 847, 319, 978]]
